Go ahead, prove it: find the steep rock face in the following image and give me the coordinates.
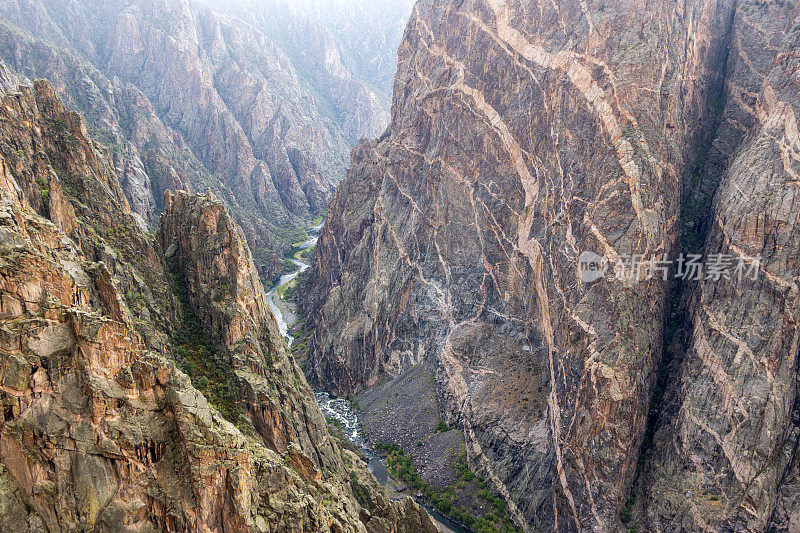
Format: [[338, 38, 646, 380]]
[[301, 0, 800, 531], [0, 79, 180, 353], [199, 0, 393, 143], [156, 190, 437, 532], [158, 190, 344, 473], [0, 29, 205, 228], [0, 80, 436, 532], [5, 0, 339, 207], [262, 0, 418, 103]]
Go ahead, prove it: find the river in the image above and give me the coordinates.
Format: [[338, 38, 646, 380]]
[[266, 223, 468, 533], [266, 221, 323, 347], [315, 392, 390, 485], [315, 392, 469, 533]]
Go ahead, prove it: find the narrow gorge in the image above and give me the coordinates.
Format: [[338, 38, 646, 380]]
[[0, 0, 798, 532], [0, 79, 437, 532]]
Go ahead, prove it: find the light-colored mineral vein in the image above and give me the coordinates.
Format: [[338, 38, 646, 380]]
[[481, 0, 661, 246], [415, 6, 590, 527], [578, 0, 594, 35], [685, 402, 757, 483]]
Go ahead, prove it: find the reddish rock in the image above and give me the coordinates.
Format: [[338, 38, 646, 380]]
[[0, 81, 435, 532]]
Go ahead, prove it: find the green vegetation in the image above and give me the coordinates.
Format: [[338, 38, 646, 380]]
[[34, 173, 50, 206], [212, 281, 232, 303], [435, 420, 452, 434], [275, 276, 298, 301], [620, 496, 635, 524], [290, 230, 310, 250], [375, 444, 519, 533], [294, 244, 315, 263], [125, 289, 145, 309], [348, 397, 361, 412], [289, 318, 312, 366], [326, 416, 343, 431], [377, 443, 424, 489], [280, 279, 299, 301], [349, 471, 371, 508], [278, 257, 298, 276], [167, 258, 255, 436], [454, 452, 476, 482]]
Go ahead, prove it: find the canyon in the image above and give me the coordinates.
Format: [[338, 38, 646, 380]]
[[0, 0, 798, 532], [299, 0, 800, 531], [0, 79, 436, 532], [0, 0, 410, 280]]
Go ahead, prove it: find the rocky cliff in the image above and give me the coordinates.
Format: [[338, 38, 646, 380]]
[[215, 0, 417, 109], [0, 0, 403, 279], [0, 79, 436, 532], [300, 0, 800, 531], [638, 4, 800, 531], [197, 0, 398, 144]]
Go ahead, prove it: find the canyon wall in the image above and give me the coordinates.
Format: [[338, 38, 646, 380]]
[[227, 0, 418, 105], [301, 0, 800, 530], [639, 4, 800, 531], [196, 0, 410, 143]]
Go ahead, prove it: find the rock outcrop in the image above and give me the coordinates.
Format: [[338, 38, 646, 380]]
[[0, 80, 436, 532], [159, 189, 345, 475], [300, 0, 800, 531]]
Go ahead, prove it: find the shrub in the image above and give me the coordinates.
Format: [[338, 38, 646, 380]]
[[620, 497, 635, 523]]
